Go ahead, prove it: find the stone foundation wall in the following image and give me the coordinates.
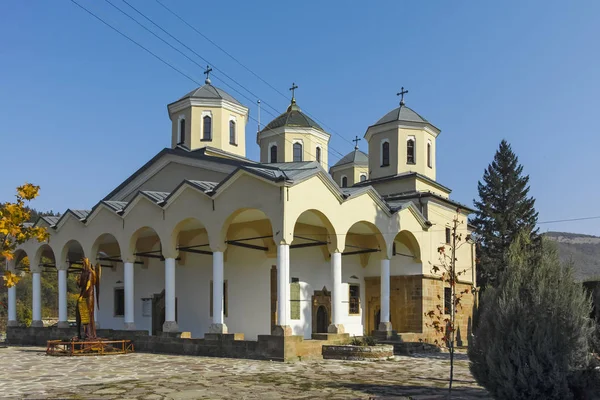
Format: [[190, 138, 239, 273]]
[[322, 345, 394, 360], [6, 327, 349, 362]]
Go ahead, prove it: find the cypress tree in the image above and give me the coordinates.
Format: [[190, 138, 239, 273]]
[[472, 140, 539, 288]]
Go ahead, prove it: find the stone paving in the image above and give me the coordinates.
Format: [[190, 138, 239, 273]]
[[0, 346, 490, 399]]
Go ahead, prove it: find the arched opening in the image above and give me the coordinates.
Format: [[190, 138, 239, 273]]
[[90, 233, 124, 328], [293, 142, 303, 162], [407, 138, 415, 165], [11, 249, 33, 326], [341, 176, 348, 188], [381, 141, 390, 167], [203, 115, 212, 140], [427, 141, 432, 168], [316, 305, 328, 333], [220, 208, 275, 339], [229, 120, 236, 145], [270, 144, 278, 163], [392, 230, 421, 263], [316, 146, 321, 163], [178, 117, 186, 144]]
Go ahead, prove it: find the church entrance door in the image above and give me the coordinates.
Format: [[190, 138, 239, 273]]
[[316, 306, 328, 333]]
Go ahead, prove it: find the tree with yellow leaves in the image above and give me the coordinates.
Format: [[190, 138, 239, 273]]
[[1, 183, 49, 288]]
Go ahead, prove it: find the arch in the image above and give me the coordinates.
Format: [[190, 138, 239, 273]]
[[33, 244, 56, 269], [291, 209, 339, 252], [203, 114, 212, 140], [381, 139, 390, 167], [293, 142, 303, 162], [128, 226, 163, 260], [407, 137, 416, 165], [344, 220, 387, 261], [269, 143, 278, 163], [340, 175, 348, 188], [59, 240, 85, 268], [90, 233, 122, 264], [393, 230, 422, 262], [218, 208, 276, 251], [359, 173, 367, 182], [169, 217, 210, 259], [12, 248, 30, 269]]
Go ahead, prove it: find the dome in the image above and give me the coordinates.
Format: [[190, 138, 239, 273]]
[[332, 149, 368, 168], [374, 105, 429, 126], [178, 82, 242, 106], [261, 101, 324, 132]]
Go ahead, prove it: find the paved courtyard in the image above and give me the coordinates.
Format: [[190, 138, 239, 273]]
[[0, 346, 489, 399]]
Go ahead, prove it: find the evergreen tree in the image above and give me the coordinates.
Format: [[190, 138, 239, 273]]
[[468, 233, 598, 399], [472, 140, 539, 288]]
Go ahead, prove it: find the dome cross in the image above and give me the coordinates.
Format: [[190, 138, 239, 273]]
[[352, 136, 361, 150], [204, 65, 213, 84], [289, 82, 298, 103], [397, 87, 408, 106]]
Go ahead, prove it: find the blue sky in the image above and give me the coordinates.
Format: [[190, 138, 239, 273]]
[[1, 1, 599, 235]]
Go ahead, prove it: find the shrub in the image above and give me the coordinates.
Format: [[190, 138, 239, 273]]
[[349, 336, 377, 346], [469, 234, 597, 400]]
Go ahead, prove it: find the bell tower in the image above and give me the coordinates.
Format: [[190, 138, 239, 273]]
[[167, 66, 249, 157]]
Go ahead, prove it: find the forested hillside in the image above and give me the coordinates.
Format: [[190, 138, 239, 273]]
[[544, 231, 600, 281]]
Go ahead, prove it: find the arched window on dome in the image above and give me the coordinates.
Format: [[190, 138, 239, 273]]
[[427, 140, 432, 168], [270, 144, 278, 163], [293, 142, 303, 162], [407, 137, 416, 165], [341, 176, 348, 188], [316, 146, 322, 163], [177, 116, 185, 144], [203, 115, 212, 141], [360, 174, 367, 182], [229, 120, 236, 145], [381, 140, 390, 167]]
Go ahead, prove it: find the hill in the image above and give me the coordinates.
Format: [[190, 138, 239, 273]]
[[544, 231, 600, 281]]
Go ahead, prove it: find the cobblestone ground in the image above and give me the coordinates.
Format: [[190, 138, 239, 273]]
[[0, 346, 490, 399]]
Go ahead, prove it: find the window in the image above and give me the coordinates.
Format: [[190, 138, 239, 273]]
[[427, 141, 432, 168], [341, 176, 348, 188], [178, 117, 186, 144], [270, 144, 278, 163], [293, 142, 303, 162], [381, 141, 390, 166], [407, 138, 415, 164], [349, 284, 360, 315], [114, 288, 124, 317], [359, 174, 367, 182], [229, 120, 236, 145], [316, 146, 321, 163], [209, 280, 228, 317], [203, 115, 212, 141], [444, 287, 452, 315], [445, 227, 451, 244], [290, 281, 301, 320]]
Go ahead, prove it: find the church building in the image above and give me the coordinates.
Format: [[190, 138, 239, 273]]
[[8, 77, 476, 356]]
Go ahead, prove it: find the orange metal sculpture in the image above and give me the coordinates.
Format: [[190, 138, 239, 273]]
[[76, 258, 101, 339]]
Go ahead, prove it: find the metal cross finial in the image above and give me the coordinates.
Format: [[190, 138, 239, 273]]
[[289, 82, 298, 102], [397, 87, 408, 106], [204, 65, 213, 84], [352, 136, 361, 150]]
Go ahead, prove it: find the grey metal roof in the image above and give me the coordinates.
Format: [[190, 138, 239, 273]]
[[41, 216, 60, 226], [260, 102, 324, 133], [141, 191, 170, 204], [178, 83, 242, 106], [71, 210, 90, 220], [188, 180, 219, 193], [374, 105, 429, 126], [103, 201, 127, 213], [332, 149, 368, 168], [385, 200, 413, 213]]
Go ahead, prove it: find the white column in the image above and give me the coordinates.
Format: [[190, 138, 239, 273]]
[[275, 243, 291, 335], [57, 269, 69, 328], [7, 284, 17, 327], [379, 258, 392, 331], [162, 257, 178, 332], [328, 251, 344, 333], [209, 251, 227, 333], [124, 262, 135, 330], [31, 271, 43, 327]]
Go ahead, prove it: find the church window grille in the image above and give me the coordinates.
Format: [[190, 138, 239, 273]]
[[341, 176, 348, 188], [178, 117, 186, 144], [349, 284, 360, 315], [270, 144, 278, 163], [114, 287, 124, 317], [203, 115, 212, 141], [360, 174, 367, 182], [407, 138, 416, 164], [293, 142, 303, 162], [382, 141, 390, 167], [427, 141, 432, 168], [444, 287, 452, 315], [290, 281, 301, 320], [209, 280, 228, 317], [316, 146, 321, 163], [229, 120, 236, 145]]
